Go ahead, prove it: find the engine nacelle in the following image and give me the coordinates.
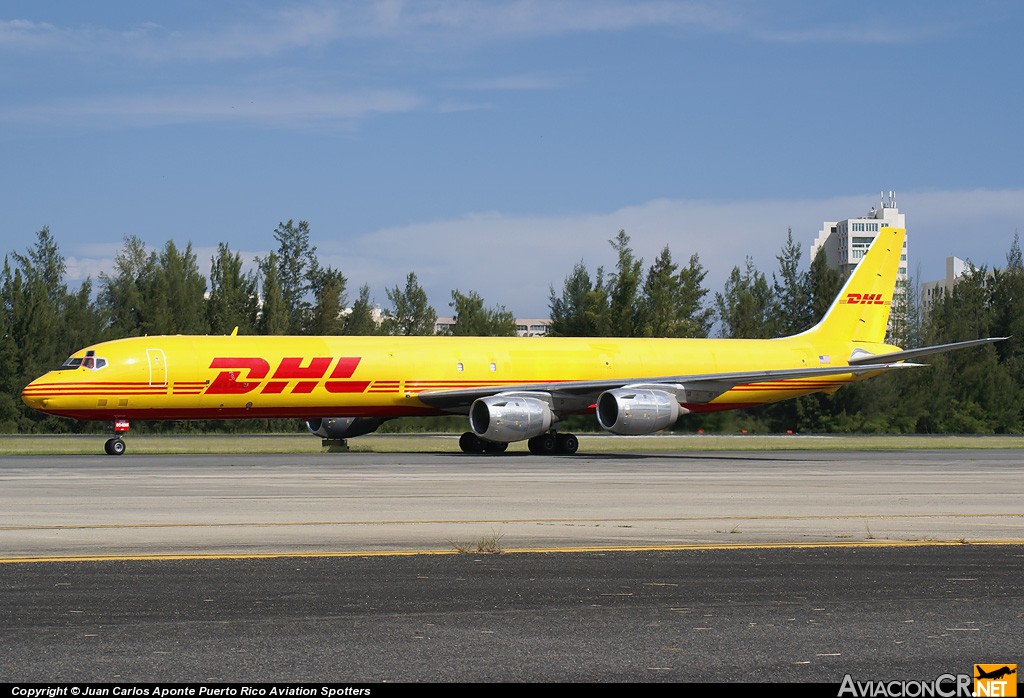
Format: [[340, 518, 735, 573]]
[[306, 417, 384, 439], [596, 388, 680, 435], [469, 395, 553, 443]]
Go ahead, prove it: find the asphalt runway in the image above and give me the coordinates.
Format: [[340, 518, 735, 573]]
[[3, 546, 1023, 682], [1, 450, 1022, 558], [2, 449, 1023, 683]]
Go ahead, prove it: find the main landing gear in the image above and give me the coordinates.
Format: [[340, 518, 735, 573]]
[[527, 432, 579, 455], [458, 432, 508, 454], [104, 418, 130, 456], [457, 431, 579, 455]]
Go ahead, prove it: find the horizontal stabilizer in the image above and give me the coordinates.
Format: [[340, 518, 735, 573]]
[[848, 337, 1007, 365]]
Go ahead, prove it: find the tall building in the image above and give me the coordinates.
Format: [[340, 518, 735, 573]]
[[810, 192, 907, 283], [810, 192, 909, 342]]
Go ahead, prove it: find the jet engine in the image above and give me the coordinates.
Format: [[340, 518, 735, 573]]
[[469, 395, 553, 443], [306, 416, 384, 439], [596, 388, 680, 435]]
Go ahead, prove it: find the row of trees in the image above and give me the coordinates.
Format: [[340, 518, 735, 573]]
[[2, 221, 1021, 434], [546, 229, 843, 342], [0, 222, 515, 432]]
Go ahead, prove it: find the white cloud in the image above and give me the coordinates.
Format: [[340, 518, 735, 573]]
[[0, 88, 423, 128], [0, 2, 735, 62], [60, 189, 1024, 318], [3, 1, 955, 66], [313, 189, 1024, 316]]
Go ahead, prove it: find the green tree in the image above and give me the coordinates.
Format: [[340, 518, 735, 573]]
[[910, 264, 1017, 433], [770, 229, 812, 336], [1, 228, 100, 432], [155, 240, 208, 334], [257, 252, 288, 335], [307, 265, 348, 335], [807, 248, 841, 324], [990, 233, 1024, 369], [887, 267, 921, 349], [447, 289, 517, 336], [549, 262, 608, 337], [715, 258, 772, 338], [606, 230, 643, 337], [271, 219, 317, 333], [639, 247, 712, 338], [99, 235, 155, 337], [207, 243, 258, 335], [382, 272, 437, 336], [100, 237, 208, 336], [344, 284, 379, 335]]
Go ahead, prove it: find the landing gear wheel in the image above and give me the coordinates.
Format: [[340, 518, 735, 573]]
[[527, 434, 557, 455], [482, 440, 508, 453], [556, 433, 579, 455], [104, 438, 126, 456], [459, 432, 484, 453]]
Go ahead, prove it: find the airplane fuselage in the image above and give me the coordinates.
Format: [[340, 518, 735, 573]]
[[21, 333, 889, 422]]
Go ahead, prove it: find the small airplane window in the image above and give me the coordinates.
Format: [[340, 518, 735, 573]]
[[457, 362, 464, 372], [490, 362, 496, 372]]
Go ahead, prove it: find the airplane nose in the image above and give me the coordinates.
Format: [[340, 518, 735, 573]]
[[21, 379, 48, 410]]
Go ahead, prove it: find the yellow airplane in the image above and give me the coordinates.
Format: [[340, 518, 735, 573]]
[[21, 227, 1001, 455]]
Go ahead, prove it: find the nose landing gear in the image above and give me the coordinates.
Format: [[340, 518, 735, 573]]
[[104, 437, 126, 455], [104, 418, 130, 455]]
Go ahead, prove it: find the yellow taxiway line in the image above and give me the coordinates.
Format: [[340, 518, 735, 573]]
[[3, 539, 1024, 564]]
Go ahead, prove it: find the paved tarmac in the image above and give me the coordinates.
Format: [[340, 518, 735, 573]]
[[1, 449, 1022, 683], [1, 450, 1022, 558], [2, 545, 1022, 682]]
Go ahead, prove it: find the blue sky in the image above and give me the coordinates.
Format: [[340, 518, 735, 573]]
[[2, 1, 1022, 317]]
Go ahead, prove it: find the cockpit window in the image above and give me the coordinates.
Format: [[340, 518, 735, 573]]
[[57, 351, 107, 371], [81, 350, 107, 371]]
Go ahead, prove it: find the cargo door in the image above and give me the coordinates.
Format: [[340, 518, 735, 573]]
[[146, 348, 167, 387]]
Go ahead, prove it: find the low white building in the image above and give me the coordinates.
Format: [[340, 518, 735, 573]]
[[921, 256, 968, 306], [435, 316, 551, 336]]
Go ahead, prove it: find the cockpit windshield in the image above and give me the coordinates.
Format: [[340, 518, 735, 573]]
[[56, 350, 107, 371]]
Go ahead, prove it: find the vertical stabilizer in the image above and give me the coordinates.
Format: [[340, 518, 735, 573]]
[[799, 227, 905, 345]]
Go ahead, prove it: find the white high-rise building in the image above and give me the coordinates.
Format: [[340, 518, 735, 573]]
[[810, 192, 907, 284]]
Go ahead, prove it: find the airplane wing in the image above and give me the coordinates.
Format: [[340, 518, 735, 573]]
[[416, 362, 922, 413], [848, 337, 1007, 365]]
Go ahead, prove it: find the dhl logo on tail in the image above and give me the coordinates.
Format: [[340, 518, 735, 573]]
[[841, 293, 887, 306]]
